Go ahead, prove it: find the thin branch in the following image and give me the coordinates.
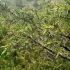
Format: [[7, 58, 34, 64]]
[[28, 36, 70, 62], [60, 44, 70, 52], [60, 33, 70, 39]]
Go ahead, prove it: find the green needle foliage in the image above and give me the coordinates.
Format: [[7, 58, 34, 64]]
[[0, 0, 70, 70]]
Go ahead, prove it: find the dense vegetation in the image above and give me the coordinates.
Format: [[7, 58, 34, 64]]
[[0, 0, 70, 70]]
